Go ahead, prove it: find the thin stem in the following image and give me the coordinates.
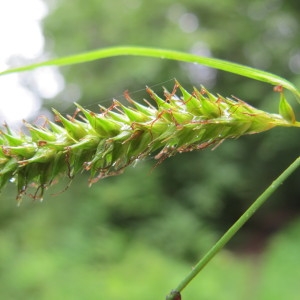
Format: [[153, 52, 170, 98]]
[[166, 156, 300, 300], [1, 46, 299, 99]]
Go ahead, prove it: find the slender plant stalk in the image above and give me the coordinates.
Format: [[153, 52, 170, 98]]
[[166, 155, 300, 300], [1, 46, 300, 99]]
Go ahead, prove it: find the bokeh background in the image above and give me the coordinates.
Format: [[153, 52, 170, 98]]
[[1, 0, 300, 299]]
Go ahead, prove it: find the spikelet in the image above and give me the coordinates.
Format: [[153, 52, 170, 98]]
[[0, 81, 298, 202]]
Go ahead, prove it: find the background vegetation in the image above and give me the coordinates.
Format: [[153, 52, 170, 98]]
[[1, 0, 300, 299]]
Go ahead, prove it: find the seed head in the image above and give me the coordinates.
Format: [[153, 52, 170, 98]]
[[0, 81, 298, 202]]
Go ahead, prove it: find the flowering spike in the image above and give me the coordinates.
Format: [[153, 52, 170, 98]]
[[1, 81, 299, 202]]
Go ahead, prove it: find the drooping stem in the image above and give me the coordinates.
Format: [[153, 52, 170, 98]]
[[166, 156, 300, 300]]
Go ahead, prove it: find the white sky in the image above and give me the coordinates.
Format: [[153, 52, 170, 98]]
[[0, 0, 63, 126]]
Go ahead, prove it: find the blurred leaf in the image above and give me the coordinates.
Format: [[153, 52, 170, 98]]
[[257, 218, 300, 300]]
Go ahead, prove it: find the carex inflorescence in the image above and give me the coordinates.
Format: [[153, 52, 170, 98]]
[[0, 81, 298, 202]]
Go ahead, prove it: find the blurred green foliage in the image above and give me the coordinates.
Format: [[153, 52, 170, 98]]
[[1, 0, 300, 298], [257, 218, 300, 300]]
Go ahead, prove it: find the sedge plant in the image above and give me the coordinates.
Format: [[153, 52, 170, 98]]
[[1, 46, 300, 299]]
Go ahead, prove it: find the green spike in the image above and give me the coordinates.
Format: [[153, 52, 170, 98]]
[[1, 81, 299, 201]]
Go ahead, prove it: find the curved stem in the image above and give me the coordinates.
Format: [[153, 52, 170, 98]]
[[166, 156, 300, 300], [1, 46, 299, 99]]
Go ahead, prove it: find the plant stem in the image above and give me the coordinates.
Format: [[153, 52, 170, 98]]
[[166, 156, 300, 300]]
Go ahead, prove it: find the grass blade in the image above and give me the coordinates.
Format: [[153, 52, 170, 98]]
[[1, 46, 299, 99]]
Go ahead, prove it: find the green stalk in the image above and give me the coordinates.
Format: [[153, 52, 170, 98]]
[[166, 156, 300, 300], [1, 46, 299, 99]]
